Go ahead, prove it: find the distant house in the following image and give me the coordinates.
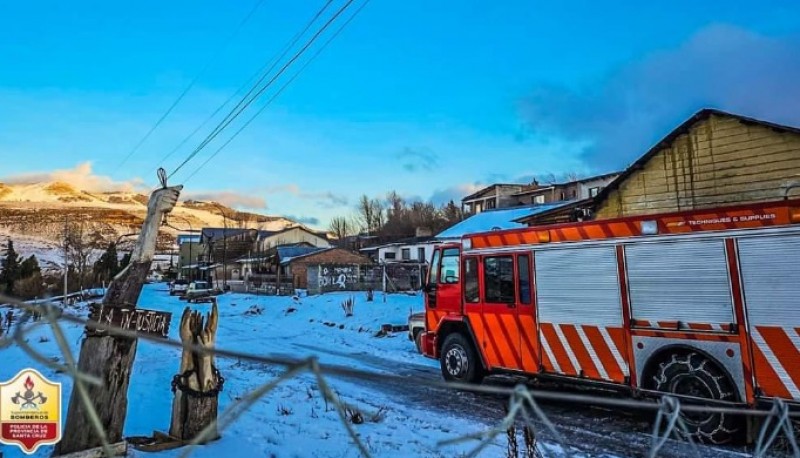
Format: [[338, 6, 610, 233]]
[[461, 184, 527, 214], [361, 236, 440, 264], [283, 247, 373, 289], [511, 173, 619, 206]]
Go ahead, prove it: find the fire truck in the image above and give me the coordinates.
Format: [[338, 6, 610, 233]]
[[419, 198, 800, 444]]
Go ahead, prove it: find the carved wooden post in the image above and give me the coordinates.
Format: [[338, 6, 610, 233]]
[[169, 301, 222, 442], [54, 184, 182, 456]]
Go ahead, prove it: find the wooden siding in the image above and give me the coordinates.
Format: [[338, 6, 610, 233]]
[[596, 114, 800, 218]]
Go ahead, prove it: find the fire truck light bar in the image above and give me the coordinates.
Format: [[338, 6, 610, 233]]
[[641, 220, 658, 235]]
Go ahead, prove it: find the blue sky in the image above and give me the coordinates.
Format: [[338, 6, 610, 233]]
[[1, 1, 799, 227]]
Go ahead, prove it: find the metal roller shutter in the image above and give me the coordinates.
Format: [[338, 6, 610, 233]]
[[738, 235, 800, 326], [625, 239, 734, 324], [535, 246, 622, 326]]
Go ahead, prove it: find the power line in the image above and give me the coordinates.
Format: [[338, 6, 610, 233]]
[[181, 0, 372, 184], [156, 0, 336, 172], [168, 0, 356, 180], [116, 0, 267, 170]]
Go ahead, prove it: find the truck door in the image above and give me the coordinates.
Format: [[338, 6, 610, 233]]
[[425, 247, 462, 331], [477, 254, 524, 370]]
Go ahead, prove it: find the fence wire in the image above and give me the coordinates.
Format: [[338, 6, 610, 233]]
[[1, 292, 799, 458]]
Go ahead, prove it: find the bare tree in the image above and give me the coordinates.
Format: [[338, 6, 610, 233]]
[[65, 222, 104, 291], [329, 216, 353, 245]]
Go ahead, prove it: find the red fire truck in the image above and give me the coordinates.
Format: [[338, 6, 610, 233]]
[[419, 198, 800, 444]]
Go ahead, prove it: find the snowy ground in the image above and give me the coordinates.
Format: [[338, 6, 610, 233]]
[[1, 285, 752, 457]]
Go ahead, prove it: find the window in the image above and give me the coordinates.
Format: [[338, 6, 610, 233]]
[[401, 248, 410, 260], [589, 186, 600, 197], [487, 199, 496, 209], [483, 256, 515, 303], [441, 248, 460, 284], [429, 250, 441, 284], [533, 195, 545, 204], [418, 247, 426, 262], [384, 252, 396, 260], [464, 257, 479, 303], [517, 254, 531, 304]]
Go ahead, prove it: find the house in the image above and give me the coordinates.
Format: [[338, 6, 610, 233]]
[[594, 109, 800, 219], [437, 203, 576, 240], [461, 184, 527, 214], [177, 233, 201, 279], [283, 247, 373, 289]]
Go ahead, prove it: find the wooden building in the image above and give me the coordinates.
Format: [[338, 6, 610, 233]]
[[595, 109, 800, 218], [517, 109, 800, 226]]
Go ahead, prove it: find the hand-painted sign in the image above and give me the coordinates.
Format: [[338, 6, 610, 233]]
[[0, 368, 62, 454], [88, 305, 172, 338]]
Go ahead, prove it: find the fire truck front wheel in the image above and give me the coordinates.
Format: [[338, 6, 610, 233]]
[[650, 351, 741, 444], [440, 333, 484, 384]]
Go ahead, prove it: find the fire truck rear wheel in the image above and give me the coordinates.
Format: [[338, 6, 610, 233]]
[[440, 333, 483, 384], [651, 351, 741, 444], [414, 331, 423, 354]]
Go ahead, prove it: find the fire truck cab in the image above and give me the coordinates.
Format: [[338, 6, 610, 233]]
[[420, 199, 800, 444]]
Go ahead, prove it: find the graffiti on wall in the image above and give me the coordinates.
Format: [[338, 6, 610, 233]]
[[318, 265, 359, 290]]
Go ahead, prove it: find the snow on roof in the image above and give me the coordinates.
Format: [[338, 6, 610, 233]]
[[436, 202, 575, 239]]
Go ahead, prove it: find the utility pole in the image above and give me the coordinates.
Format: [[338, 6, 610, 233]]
[[63, 215, 69, 302], [209, 202, 229, 291]]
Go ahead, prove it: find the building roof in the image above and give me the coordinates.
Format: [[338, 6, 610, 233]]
[[279, 247, 335, 265], [461, 183, 526, 202], [436, 202, 576, 239], [276, 245, 326, 261], [594, 108, 800, 203]]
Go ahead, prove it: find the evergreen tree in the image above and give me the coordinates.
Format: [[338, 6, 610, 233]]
[[0, 240, 21, 295], [20, 255, 40, 279], [119, 252, 132, 272], [93, 243, 119, 283]]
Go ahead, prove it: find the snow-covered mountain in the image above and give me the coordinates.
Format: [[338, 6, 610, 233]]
[[0, 180, 296, 261]]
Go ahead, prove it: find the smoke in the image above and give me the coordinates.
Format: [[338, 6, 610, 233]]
[[520, 25, 800, 170], [1, 162, 146, 192]]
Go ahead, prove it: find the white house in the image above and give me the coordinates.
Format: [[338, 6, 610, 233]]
[[361, 236, 440, 264]]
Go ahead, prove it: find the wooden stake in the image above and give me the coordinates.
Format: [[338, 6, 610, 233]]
[[169, 300, 221, 442]]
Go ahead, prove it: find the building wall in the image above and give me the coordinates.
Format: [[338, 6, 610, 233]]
[[289, 248, 372, 288], [596, 114, 800, 218], [377, 243, 437, 263]]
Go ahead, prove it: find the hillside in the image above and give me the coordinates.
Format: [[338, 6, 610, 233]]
[[0, 181, 297, 259]]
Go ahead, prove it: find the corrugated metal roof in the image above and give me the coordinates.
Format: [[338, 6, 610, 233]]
[[436, 202, 576, 239]]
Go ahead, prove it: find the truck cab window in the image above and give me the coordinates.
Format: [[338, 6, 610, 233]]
[[464, 257, 479, 302], [441, 248, 460, 284], [518, 254, 531, 304], [429, 250, 441, 284], [484, 256, 515, 303]]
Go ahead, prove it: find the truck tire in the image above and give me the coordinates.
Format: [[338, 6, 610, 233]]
[[413, 330, 423, 354], [650, 351, 741, 444], [440, 333, 484, 384]]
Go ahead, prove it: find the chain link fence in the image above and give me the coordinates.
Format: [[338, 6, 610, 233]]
[[1, 292, 799, 458]]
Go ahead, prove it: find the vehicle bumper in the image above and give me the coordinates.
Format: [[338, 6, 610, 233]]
[[420, 332, 438, 359]]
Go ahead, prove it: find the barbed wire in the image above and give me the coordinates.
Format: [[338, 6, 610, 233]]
[[1, 292, 799, 458]]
